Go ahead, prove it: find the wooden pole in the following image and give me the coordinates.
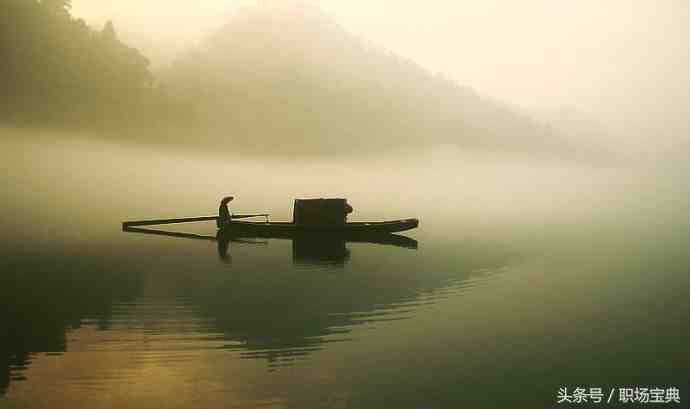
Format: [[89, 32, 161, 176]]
[[123, 226, 218, 240], [122, 215, 218, 228], [231, 214, 270, 219], [121, 213, 271, 228]]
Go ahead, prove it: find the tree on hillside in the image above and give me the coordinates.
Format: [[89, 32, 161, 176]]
[[41, 0, 71, 14], [102, 20, 117, 42], [0, 0, 167, 127]]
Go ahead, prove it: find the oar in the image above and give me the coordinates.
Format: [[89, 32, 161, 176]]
[[122, 215, 218, 228], [123, 226, 217, 240], [122, 226, 269, 245], [122, 213, 271, 228], [231, 213, 270, 220]]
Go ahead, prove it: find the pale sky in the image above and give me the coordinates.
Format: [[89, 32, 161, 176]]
[[72, 0, 690, 134]]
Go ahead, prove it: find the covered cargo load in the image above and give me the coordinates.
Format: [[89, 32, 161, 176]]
[[293, 198, 348, 227]]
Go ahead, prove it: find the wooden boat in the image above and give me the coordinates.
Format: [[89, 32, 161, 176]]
[[122, 216, 419, 237], [122, 224, 418, 250], [220, 218, 419, 237], [122, 199, 419, 246]]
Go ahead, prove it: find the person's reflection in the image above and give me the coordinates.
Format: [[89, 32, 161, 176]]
[[217, 231, 232, 264]]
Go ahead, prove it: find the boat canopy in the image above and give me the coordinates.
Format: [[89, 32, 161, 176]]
[[293, 198, 348, 227]]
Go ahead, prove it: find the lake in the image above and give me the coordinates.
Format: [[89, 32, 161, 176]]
[[1, 131, 688, 408]]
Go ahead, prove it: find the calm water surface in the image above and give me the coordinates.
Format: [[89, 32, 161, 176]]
[[1, 133, 688, 408]]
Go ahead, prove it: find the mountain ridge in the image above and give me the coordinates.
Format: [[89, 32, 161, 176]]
[[162, 2, 598, 159]]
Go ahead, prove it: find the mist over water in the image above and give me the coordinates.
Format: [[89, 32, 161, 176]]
[[2, 130, 688, 408]]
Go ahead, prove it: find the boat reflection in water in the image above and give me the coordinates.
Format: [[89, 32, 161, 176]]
[[118, 225, 507, 371], [0, 224, 511, 396], [291, 234, 351, 266], [123, 227, 428, 370], [121, 225, 430, 368], [123, 225, 418, 267]]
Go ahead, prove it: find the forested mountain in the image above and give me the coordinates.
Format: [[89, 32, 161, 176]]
[[2, 0, 599, 159], [0, 0, 171, 127], [162, 2, 587, 157]]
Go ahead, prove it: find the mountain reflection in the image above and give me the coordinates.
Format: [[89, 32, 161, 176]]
[[1, 227, 509, 394], [0, 254, 144, 396]]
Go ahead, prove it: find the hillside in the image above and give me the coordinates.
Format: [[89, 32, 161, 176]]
[[162, 2, 588, 157], [0, 0, 165, 128]]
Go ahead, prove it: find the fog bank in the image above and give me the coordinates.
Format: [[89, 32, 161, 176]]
[[72, 0, 690, 148]]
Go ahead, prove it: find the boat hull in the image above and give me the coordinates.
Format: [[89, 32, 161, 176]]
[[220, 218, 419, 237]]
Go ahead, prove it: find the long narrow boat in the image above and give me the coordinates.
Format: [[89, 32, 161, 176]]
[[122, 225, 418, 250], [122, 198, 419, 242], [220, 218, 419, 237]]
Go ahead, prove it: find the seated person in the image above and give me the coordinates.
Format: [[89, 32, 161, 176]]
[[217, 196, 234, 228]]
